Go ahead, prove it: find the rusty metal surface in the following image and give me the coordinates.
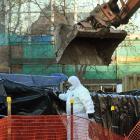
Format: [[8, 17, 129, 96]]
[[119, 0, 140, 25], [55, 0, 140, 65]]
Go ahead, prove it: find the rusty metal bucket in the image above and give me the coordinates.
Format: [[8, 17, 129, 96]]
[[55, 24, 127, 65]]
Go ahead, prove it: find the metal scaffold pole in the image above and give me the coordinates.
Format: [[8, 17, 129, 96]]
[[50, 0, 55, 48], [27, 0, 31, 43], [74, 0, 77, 24], [51, 0, 55, 33], [4, 0, 12, 73]]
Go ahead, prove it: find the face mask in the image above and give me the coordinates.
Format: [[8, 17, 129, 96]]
[[60, 81, 72, 92], [65, 81, 72, 90]]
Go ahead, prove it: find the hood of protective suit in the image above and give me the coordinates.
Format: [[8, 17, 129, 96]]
[[68, 76, 81, 90], [59, 75, 95, 116]]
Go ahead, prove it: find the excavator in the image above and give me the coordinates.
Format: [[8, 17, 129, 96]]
[[55, 0, 140, 65]]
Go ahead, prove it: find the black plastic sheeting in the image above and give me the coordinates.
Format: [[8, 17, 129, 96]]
[[0, 80, 140, 136], [0, 79, 65, 115], [92, 91, 140, 136]]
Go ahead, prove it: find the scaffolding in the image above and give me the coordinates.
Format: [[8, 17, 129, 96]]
[[0, 0, 140, 86]]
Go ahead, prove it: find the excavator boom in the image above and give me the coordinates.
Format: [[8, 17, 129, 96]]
[[55, 0, 140, 65], [119, 0, 140, 25]]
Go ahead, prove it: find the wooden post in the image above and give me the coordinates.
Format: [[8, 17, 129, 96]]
[[123, 74, 140, 92], [122, 77, 125, 92], [124, 76, 129, 92], [129, 76, 132, 91], [133, 74, 138, 90], [138, 77, 140, 88]]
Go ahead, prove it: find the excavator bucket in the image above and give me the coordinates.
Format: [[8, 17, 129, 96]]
[[55, 24, 127, 65]]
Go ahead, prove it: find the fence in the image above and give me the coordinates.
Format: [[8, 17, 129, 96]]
[[0, 115, 130, 140], [122, 74, 140, 92], [0, 115, 67, 140], [128, 121, 140, 140]]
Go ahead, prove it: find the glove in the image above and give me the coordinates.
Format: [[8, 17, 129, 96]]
[[88, 113, 95, 119], [88, 113, 95, 122]]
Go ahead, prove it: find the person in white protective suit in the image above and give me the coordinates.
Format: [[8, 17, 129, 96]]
[[59, 76, 95, 140]]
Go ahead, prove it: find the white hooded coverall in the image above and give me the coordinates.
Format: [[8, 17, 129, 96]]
[[59, 76, 95, 140]]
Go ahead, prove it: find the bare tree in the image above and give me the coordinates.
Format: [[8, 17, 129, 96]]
[[1, 0, 140, 77]]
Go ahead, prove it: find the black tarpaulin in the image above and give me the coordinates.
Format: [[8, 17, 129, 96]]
[[0, 79, 65, 115], [91, 91, 140, 135]]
